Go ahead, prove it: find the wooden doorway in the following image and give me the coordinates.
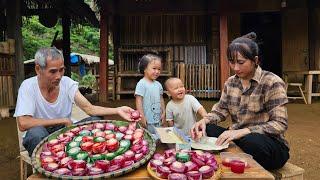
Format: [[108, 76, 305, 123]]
[[241, 12, 282, 76]]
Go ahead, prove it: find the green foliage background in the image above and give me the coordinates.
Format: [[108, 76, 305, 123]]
[[22, 16, 113, 61]]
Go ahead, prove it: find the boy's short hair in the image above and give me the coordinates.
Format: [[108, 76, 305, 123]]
[[165, 77, 181, 90]]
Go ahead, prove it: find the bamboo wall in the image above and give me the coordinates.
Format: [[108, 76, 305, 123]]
[[119, 15, 208, 45], [176, 63, 219, 98], [118, 47, 173, 74]]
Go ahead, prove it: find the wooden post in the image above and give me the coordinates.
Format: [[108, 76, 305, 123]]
[[62, 10, 71, 77], [308, 0, 316, 70], [219, 14, 229, 91], [99, 4, 108, 103]]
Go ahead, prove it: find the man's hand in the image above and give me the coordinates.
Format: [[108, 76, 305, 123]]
[[190, 118, 209, 141], [116, 106, 142, 122], [63, 118, 73, 127], [216, 128, 250, 146]]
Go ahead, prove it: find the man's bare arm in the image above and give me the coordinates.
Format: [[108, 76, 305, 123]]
[[17, 116, 71, 132], [74, 90, 134, 121]]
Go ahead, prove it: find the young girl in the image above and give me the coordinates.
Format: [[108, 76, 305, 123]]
[[135, 54, 165, 135]]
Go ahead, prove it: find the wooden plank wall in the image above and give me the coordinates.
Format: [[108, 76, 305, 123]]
[[116, 14, 220, 98], [0, 53, 15, 107], [282, 8, 309, 72], [0, 76, 14, 107], [314, 8, 320, 70], [282, 7, 309, 84]]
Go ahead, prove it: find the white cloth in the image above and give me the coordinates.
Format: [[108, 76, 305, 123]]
[[166, 94, 203, 135], [14, 76, 78, 121]]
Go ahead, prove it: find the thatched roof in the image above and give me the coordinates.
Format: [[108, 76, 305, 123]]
[[22, 0, 99, 27], [24, 53, 114, 65]]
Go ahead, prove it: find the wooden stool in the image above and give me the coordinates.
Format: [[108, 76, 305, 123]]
[[16, 121, 33, 180], [270, 162, 305, 180], [286, 83, 307, 104]]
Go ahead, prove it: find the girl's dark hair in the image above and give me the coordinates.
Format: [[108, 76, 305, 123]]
[[138, 53, 162, 74], [227, 32, 259, 62]]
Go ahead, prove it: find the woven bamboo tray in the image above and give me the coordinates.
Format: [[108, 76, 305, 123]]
[[31, 120, 156, 179]]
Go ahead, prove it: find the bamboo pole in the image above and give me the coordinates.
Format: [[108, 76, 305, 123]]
[[180, 63, 185, 85], [8, 76, 13, 106]]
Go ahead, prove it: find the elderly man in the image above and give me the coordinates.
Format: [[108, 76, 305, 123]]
[[14, 47, 136, 156]]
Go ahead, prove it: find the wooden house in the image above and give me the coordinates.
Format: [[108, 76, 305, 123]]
[[96, 0, 320, 101]]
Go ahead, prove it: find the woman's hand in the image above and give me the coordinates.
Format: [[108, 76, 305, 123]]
[[216, 128, 250, 146], [116, 106, 141, 122], [190, 118, 209, 141]]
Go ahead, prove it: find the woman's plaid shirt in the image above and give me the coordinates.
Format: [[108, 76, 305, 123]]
[[207, 66, 289, 147]]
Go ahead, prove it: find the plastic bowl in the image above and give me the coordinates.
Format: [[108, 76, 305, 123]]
[[220, 152, 252, 167]]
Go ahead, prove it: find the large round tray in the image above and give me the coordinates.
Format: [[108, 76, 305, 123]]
[[31, 120, 156, 179], [147, 162, 222, 180]]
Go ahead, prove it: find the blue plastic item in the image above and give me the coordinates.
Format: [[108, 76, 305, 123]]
[[70, 54, 79, 64]]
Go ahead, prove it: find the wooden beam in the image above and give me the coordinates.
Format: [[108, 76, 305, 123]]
[[99, 5, 108, 103], [62, 10, 71, 77], [219, 14, 229, 90]]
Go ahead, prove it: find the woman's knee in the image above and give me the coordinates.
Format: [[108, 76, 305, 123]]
[[236, 133, 272, 155], [235, 133, 289, 170], [205, 124, 227, 137]]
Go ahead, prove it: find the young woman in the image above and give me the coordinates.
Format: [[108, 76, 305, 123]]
[[190, 32, 289, 170]]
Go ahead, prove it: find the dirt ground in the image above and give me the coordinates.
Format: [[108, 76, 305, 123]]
[[0, 98, 319, 180]]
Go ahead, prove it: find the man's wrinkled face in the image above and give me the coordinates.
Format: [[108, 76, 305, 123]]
[[37, 57, 65, 88]]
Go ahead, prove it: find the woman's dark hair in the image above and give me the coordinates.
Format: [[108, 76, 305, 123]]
[[227, 32, 259, 62], [138, 53, 162, 74]]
